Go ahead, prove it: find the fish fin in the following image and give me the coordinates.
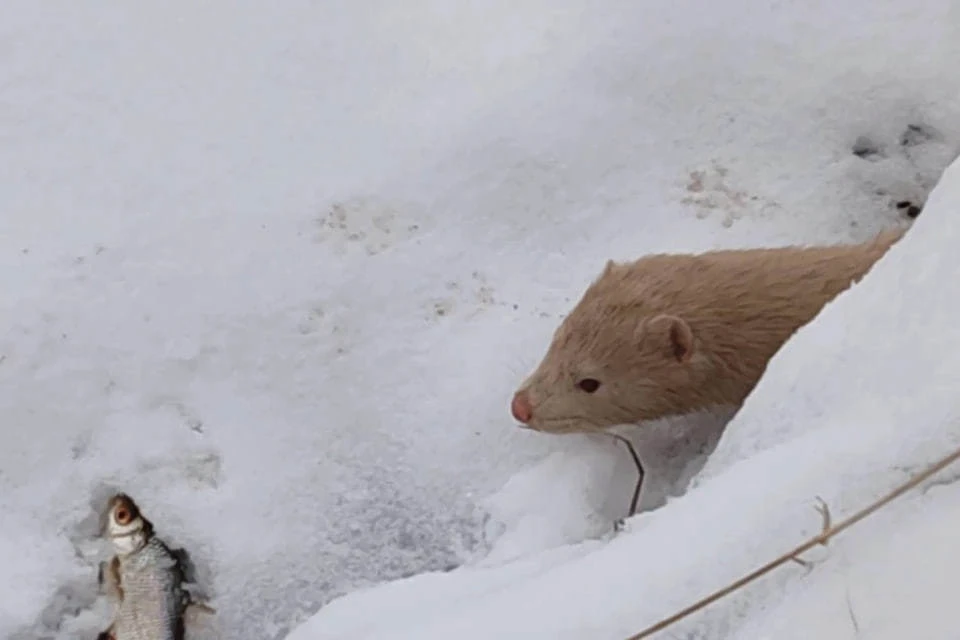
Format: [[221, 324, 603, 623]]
[[183, 600, 218, 640], [98, 557, 123, 601], [188, 600, 217, 615], [171, 546, 199, 584]]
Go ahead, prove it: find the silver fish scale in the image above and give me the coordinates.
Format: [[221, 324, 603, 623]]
[[112, 537, 188, 640]]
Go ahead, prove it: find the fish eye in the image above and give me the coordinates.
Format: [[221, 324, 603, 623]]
[[114, 507, 130, 524], [577, 378, 601, 393]]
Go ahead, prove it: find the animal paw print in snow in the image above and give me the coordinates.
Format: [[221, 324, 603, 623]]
[[850, 121, 956, 218], [310, 197, 422, 256], [681, 160, 779, 227]]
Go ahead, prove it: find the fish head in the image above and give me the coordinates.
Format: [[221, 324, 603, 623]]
[[102, 493, 154, 556]]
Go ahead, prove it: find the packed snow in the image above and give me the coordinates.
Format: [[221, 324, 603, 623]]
[[1, 1, 959, 639]]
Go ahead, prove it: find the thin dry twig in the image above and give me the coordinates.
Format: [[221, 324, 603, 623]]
[[790, 496, 833, 568], [845, 587, 860, 636], [609, 433, 646, 519], [624, 443, 960, 640]]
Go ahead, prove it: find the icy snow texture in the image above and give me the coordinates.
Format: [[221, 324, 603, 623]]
[[288, 127, 960, 640], [1, 0, 959, 639]]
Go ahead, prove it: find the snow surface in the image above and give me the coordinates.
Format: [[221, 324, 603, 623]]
[[2, 1, 960, 639]]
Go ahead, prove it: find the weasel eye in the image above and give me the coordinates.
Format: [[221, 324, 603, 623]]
[[577, 378, 601, 393]]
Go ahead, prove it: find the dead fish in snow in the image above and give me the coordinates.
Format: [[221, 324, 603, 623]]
[[96, 493, 214, 640]]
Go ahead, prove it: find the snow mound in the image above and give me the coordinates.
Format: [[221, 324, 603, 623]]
[[287, 141, 960, 639]]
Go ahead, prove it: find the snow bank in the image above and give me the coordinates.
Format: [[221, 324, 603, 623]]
[[287, 139, 960, 639]]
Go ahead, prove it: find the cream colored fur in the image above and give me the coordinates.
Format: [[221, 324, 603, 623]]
[[513, 228, 906, 434]]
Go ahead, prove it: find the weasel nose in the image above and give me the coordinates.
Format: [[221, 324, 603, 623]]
[[511, 390, 533, 424]]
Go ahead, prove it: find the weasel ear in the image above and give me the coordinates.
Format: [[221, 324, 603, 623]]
[[641, 314, 695, 363], [602, 259, 617, 276]]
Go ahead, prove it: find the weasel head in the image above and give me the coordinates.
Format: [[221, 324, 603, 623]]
[[511, 260, 702, 434]]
